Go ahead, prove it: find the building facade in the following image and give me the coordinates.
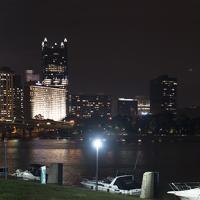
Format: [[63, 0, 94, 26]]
[[135, 96, 150, 116], [42, 37, 68, 88], [41, 37, 69, 114], [150, 75, 177, 114], [0, 67, 14, 121], [13, 75, 24, 121], [117, 98, 138, 117], [25, 70, 40, 82], [24, 84, 66, 121], [71, 94, 112, 119]]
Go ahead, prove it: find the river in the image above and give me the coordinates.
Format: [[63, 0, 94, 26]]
[[0, 138, 200, 193]]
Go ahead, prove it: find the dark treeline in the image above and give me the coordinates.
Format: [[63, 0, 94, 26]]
[[74, 113, 200, 138]]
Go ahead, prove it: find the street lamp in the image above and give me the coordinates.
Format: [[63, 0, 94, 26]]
[[92, 138, 103, 191], [4, 137, 7, 180]]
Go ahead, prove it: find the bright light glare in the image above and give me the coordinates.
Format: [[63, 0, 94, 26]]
[[92, 138, 103, 149]]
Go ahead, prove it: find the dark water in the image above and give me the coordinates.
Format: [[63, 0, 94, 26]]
[[0, 138, 200, 192]]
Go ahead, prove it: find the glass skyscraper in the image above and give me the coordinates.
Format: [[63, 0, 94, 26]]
[[41, 37, 69, 115], [41, 37, 68, 88]]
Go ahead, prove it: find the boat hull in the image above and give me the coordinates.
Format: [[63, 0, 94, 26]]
[[168, 188, 200, 200], [81, 175, 141, 196]]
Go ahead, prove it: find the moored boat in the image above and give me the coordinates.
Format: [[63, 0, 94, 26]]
[[81, 175, 141, 195], [11, 169, 40, 181], [167, 182, 200, 200]]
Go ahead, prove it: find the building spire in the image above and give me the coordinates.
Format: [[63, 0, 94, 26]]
[[42, 37, 48, 49], [60, 42, 64, 48]]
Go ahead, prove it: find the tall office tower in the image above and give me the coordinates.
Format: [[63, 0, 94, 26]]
[[41, 37, 68, 87], [13, 75, 24, 121], [71, 94, 112, 119], [135, 96, 150, 116], [0, 67, 14, 121], [24, 84, 66, 121], [117, 98, 138, 117], [150, 75, 177, 115], [41, 37, 69, 113]]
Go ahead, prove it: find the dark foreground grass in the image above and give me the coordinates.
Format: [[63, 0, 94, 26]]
[[0, 179, 140, 200], [0, 179, 177, 200]]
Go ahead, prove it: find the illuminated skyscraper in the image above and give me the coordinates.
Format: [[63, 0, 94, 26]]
[[0, 67, 14, 121], [13, 75, 24, 121], [41, 37, 69, 114], [41, 37, 68, 88], [0, 67, 24, 121], [24, 84, 66, 121], [150, 75, 177, 114]]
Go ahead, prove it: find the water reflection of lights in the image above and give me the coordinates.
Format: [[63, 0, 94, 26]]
[[31, 149, 83, 165], [0, 140, 146, 182], [8, 139, 19, 144]]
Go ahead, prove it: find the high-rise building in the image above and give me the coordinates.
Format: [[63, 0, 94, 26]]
[[41, 37, 69, 114], [25, 70, 40, 82], [24, 84, 66, 121], [71, 94, 112, 119], [41, 37, 68, 88], [150, 75, 177, 114], [135, 96, 150, 116], [117, 98, 138, 117], [0, 67, 14, 121], [13, 75, 24, 121]]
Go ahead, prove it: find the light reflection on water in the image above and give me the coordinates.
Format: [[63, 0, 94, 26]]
[[0, 139, 141, 184], [0, 139, 200, 189]]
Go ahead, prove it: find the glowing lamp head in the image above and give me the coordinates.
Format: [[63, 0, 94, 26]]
[[93, 138, 103, 150]]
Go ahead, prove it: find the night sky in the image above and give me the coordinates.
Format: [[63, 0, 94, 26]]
[[0, 0, 199, 107]]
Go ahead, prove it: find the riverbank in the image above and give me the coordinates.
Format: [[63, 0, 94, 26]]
[[0, 179, 140, 200], [0, 179, 177, 200]]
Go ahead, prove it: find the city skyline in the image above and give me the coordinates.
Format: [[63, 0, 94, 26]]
[[0, 1, 199, 107], [0, 2, 200, 199]]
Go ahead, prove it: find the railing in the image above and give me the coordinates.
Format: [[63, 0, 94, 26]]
[[169, 182, 200, 191]]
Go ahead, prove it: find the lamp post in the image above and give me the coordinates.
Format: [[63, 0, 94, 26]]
[[4, 137, 7, 180], [92, 138, 102, 191]]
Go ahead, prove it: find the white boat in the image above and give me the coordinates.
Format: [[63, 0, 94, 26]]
[[81, 175, 141, 195], [167, 182, 200, 200], [11, 169, 40, 181]]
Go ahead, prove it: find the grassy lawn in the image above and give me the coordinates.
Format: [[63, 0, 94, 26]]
[[0, 179, 140, 200], [0, 179, 177, 200]]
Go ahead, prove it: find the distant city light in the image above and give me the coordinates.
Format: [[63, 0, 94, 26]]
[[118, 98, 134, 101], [141, 112, 148, 115]]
